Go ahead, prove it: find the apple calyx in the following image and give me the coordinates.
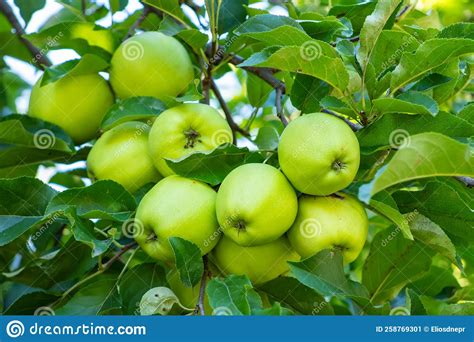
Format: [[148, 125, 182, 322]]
[[183, 128, 202, 149], [331, 159, 346, 172]]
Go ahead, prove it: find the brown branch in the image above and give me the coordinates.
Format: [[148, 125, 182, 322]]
[[321, 109, 363, 132], [275, 86, 288, 126], [196, 256, 208, 315], [81, 0, 87, 15], [0, 0, 51, 69], [125, 6, 150, 40], [209, 78, 250, 141], [103, 241, 138, 269], [229, 54, 285, 91]]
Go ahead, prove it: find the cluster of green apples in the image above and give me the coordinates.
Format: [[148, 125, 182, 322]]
[[27, 30, 368, 301]]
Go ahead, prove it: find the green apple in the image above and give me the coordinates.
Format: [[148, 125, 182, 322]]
[[87, 121, 162, 193], [148, 103, 232, 176], [212, 235, 299, 284], [278, 113, 360, 196], [109, 32, 194, 99], [135, 175, 220, 261], [71, 22, 115, 53], [28, 74, 114, 144], [287, 193, 368, 263], [216, 163, 298, 246]]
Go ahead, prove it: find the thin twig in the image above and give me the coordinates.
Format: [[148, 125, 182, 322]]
[[209, 78, 250, 141], [275, 86, 288, 126], [196, 256, 208, 315], [125, 6, 150, 39], [321, 109, 363, 132], [81, 0, 87, 15], [229, 54, 285, 90], [0, 0, 51, 69]]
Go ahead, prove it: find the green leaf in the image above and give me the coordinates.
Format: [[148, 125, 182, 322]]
[[258, 276, 334, 315], [437, 22, 474, 39], [254, 124, 279, 151], [420, 296, 474, 315], [64, 209, 112, 257], [357, 0, 403, 73], [3, 289, 59, 315], [0, 70, 30, 112], [409, 73, 453, 92], [369, 191, 413, 240], [0, 177, 57, 246], [393, 178, 474, 242], [206, 274, 256, 315], [408, 212, 457, 264], [362, 226, 434, 304], [119, 263, 167, 315], [169, 237, 203, 288], [289, 250, 372, 310], [6, 240, 96, 289], [175, 29, 208, 52], [56, 276, 121, 315], [143, 0, 184, 21], [166, 144, 264, 186], [25, 22, 112, 59], [359, 133, 474, 201], [406, 288, 427, 315], [0, 114, 74, 152], [240, 46, 349, 92], [215, 0, 249, 34], [13, 0, 46, 24], [372, 91, 439, 116], [367, 30, 419, 78], [45, 180, 136, 222], [328, 2, 376, 34], [235, 14, 302, 35], [246, 73, 272, 108], [291, 75, 331, 113], [391, 39, 474, 92], [357, 112, 473, 153], [41, 54, 109, 86], [299, 14, 350, 42], [410, 265, 459, 297], [101, 97, 168, 130]]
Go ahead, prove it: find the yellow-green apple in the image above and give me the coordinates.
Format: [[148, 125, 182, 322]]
[[287, 193, 368, 263], [87, 121, 162, 193], [278, 113, 360, 196], [134, 175, 220, 261], [148, 103, 232, 176], [216, 163, 298, 246], [109, 32, 194, 99], [28, 73, 114, 144]]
